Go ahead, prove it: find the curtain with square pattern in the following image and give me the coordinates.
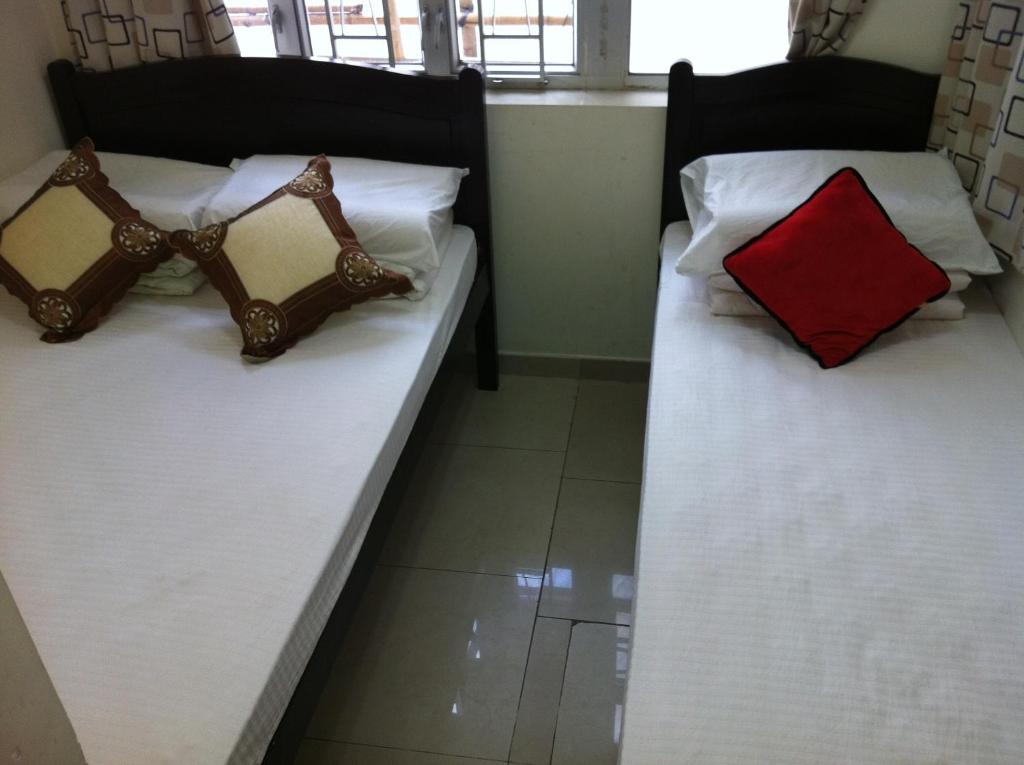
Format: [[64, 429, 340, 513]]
[[787, 0, 867, 59], [62, 0, 239, 72], [930, 0, 1024, 271]]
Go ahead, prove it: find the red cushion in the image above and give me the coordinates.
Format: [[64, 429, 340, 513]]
[[723, 167, 951, 368]]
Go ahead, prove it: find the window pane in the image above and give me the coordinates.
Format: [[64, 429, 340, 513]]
[[629, 0, 789, 74], [224, 1, 278, 57], [458, 0, 575, 74], [306, 0, 423, 65]]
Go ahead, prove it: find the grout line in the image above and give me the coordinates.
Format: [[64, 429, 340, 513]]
[[560, 380, 582, 483], [537, 615, 632, 628], [505, 618, 542, 764], [559, 475, 642, 486], [547, 621, 576, 765], [303, 737, 507, 762], [427, 438, 567, 454], [505, 379, 581, 764], [376, 562, 543, 580]]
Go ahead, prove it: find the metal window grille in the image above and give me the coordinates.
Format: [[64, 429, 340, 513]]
[[227, 0, 603, 86], [458, 0, 576, 79], [318, 1, 396, 65]]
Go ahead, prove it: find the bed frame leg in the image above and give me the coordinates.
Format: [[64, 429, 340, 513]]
[[475, 293, 499, 391]]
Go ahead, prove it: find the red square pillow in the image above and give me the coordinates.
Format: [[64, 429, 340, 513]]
[[723, 167, 951, 368]]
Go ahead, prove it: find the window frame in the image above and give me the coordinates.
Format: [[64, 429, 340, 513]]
[[255, 1, 690, 90]]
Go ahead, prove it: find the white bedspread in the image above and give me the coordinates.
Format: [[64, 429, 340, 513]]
[[0, 228, 477, 765], [620, 223, 1024, 764]]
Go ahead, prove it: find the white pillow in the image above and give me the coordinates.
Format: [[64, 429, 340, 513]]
[[677, 150, 1002, 277], [203, 155, 468, 298], [0, 149, 232, 287], [707, 268, 972, 294], [709, 286, 966, 320]]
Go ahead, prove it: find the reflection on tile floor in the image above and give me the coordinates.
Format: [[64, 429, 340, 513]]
[[539, 480, 639, 625], [307, 567, 540, 761], [302, 371, 648, 765], [551, 624, 630, 765], [509, 618, 571, 765]]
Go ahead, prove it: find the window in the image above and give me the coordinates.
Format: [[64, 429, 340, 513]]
[[225, 0, 426, 64], [231, 1, 790, 87]]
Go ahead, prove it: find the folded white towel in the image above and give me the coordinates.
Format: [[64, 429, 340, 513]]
[[708, 287, 965, 320], [708, 268, 971, 294], [130, 268, 207, 296]]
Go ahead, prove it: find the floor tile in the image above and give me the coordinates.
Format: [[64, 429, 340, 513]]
[[294, 739, 503, 764], [551, 623, 630, 765], [381, 444, 563, 576], [431, 373, 578, 451], [509, 618, 572, 765], [564, 380, 648, 483], [578, 358, 650, 383], [539, 480, 639, 625], [498, 353, 581, 380], [307, 567, 540, 762]]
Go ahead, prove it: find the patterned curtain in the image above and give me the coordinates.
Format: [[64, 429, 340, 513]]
[[62, 0, 239, 72], [787, 0, 867, 59], [930, 0, 1024, 271]]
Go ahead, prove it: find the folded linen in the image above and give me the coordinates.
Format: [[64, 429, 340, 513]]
[[709, 286, 965, 320]]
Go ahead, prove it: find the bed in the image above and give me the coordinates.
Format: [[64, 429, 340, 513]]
[[621, 58, 1024, 764], [0, 56, 495, 765]]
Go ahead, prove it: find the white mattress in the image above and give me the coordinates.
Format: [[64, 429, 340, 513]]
[[0, 227, 477, 765], [620, 223, 1024, 764]]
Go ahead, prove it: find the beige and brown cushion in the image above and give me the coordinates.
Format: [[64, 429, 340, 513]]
[[0, 139, 174, 342], [171, 156, 412, 361]]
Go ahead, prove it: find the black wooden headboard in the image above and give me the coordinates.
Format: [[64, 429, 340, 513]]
[[661, 57, 940, 231], [47, 56, 492, 271]]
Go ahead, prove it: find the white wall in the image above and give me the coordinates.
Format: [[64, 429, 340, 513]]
[[0, 2, 71, 178], [989, 268, 1024, 349], [487, 98, 664, 360]]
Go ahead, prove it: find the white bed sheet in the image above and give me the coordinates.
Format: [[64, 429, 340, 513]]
[[620, 222, 1024, 764], [0, 227, 477, 765]]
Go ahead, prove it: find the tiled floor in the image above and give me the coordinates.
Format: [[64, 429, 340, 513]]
[[300, 371, 648, 765]]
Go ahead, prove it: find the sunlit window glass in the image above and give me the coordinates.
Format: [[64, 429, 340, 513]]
[[629, 0, 789, 74], [223, 0, 278, 57]]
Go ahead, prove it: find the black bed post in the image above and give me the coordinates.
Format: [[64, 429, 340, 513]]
[[475, 291, 499, 389], [47, 60, 88, 148], [456, 66, 499, 391], [661, 60, 695, 233]]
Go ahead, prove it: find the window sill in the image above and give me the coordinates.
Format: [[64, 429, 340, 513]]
[[484, 89, 667, 108]]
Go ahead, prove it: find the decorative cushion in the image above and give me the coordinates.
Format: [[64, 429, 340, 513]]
[[723, 167, 952, 369], [205, 154, 467, 298], [0, 148, 233, 293], [0, 139, 174, 342], [171, 156, 412, 361]]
